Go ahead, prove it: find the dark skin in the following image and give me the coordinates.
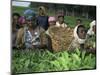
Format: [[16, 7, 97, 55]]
[[77, 26, 86, 50], [12, 15, 19, 32], [13, 15, 19, 25], [58, 16, 64, 24], [77, 27, 86, 39], [12, 13, 21, 29], [77, 26, 96, 54], [27, 20, 35, 36], [39, 8, 45, 16], [76, 19, 82, 25]]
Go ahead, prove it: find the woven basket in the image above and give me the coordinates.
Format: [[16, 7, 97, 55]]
[[49, 27, 74, 52]]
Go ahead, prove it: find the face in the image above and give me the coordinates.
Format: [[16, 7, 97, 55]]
[[39, 9, 45, 15], [13, 16, 19, 23], [49, 21, 56, 26], [58, 16, 64, 24], [78, 27, 86, 39], [92, 25, 96, 34], [27, 20, 33, 27]]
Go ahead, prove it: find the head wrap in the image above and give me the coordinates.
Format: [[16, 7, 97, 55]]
[[38, 6, 46, 15], [24, 9, 36, 18], [18, 16, 26, 25], [74, 25, 86, 44], [87, 20, 96, 35], [48, 16, 56, 22]]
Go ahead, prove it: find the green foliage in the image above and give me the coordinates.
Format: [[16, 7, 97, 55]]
[[64, 16, 91, 28], [12, 6, 35, 16], [12, 49, 96, 73]]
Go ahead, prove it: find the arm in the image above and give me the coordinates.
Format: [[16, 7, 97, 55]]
[[16, 28, 24, 48]]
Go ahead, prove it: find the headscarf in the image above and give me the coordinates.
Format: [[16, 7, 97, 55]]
[[18, 16, 26, 25], [38, 6, 46, 15], [73, 25, 86, 44], [24, 9, 36, 18], [48, 16, 56, 22], [87, 20, 96, 35], [56, 11, 67, 27]]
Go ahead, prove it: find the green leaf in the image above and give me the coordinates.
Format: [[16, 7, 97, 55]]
[[81, 51, 86, 60], [24, 59, 30, 68], [75, 48, 81, 56]]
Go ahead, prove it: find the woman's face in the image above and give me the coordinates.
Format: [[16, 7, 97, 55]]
[[78, 27, 86, 39], [27, 20, 33, 27], [58, 16, 64, 24], [13, 15, 19, 23], [39, 9, 45, 15]]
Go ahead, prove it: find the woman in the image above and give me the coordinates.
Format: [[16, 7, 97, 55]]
[[16, 15, 37, 49], [46, 16, 56, 35], [45, 16, 57, 51], [76, 19, 82, 26], [12, 13, 20, 29], [68, 25, 87, 51], [56, 12, 67, 28], [18, 16, 26, 28], [84, 20, 96, 54], [16, 9, 37, 49], [12, 13, 21, 49], [12, 21, 18, 49], [16, 14, 47, 49], [36, 6, 49, 30], [73, 21, 84, 40]]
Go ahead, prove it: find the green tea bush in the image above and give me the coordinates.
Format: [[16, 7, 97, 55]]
[[12, 48, 96, 74]]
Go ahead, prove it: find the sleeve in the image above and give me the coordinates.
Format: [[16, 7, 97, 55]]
[[46, 16, 49, 30], [64, 23, 67, 27], [16, 28, 24, 48], [56, 22, 60, 27], [36, 16, 39, 26]]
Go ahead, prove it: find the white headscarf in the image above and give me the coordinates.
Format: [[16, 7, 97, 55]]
[[87, 20, 96, 35], [73, 25, 86, 44]]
